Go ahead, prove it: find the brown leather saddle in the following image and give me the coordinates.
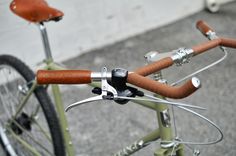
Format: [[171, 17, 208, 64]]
[[10, 0, 64, 23]]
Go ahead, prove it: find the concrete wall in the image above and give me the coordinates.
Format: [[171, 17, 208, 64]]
[[0, 0, 207, 67]]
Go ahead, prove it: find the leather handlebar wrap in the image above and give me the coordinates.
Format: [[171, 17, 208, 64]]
[[134, 57, 173, 76], [127, 73, 200, 99], [192, 38, 221, 55], [196, 20, 214, 35], [37, 70, 92, 84], [192, 38, 236, 55], [221, 38, 236, 48]]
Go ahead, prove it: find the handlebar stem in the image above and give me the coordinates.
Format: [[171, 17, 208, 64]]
[[206, 31, 218, 40], [171, 48, 194, 66]]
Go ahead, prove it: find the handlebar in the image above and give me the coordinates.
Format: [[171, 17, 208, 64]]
[[127, 73, 200, 99], [196, 20, 214, 36], [134, 57, 173, 76], [37, 70, 200, 99], [36, 20, 236, 99]]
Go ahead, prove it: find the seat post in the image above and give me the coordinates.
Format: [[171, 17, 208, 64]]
[[38, 22, 53, 61]]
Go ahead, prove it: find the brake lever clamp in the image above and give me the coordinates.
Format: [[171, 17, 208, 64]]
[[65, 67, 118, 112], [92, 68, 144, 105], [111, 68, 144, 104]]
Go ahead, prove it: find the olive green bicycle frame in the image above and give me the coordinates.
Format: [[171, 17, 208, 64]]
[[11, 57, 184, 156], [10, 22, 185, 156]]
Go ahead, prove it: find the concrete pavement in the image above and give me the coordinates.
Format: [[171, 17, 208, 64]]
[[0, 1, 236, 156]]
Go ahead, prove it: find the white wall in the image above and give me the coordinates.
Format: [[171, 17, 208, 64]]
[[0, 0, 207, 67]]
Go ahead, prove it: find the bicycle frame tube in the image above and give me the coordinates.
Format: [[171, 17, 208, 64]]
[[113, 129, 160, 155], [134, 97, 184, 156], [153, 99, 183, 156], [51, 84, 75, 156], [43, 60, 185, 156], [13, 81, 37, 118], [155, 99, 173, 141], [111, 98, 184, 156], [45, 60, 75, 156], [154, 145, 184, 156]]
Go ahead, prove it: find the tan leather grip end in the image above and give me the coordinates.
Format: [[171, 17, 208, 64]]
[[134, 57, 174, 76], [221, 37, 236, 48], [196, 20, 214, 35], [192, 38, 221, 55], [127, 73, 200, 99], [37, 70, 92, 84]]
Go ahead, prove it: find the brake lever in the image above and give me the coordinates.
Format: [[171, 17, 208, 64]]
[[65, 95, 103, 112], [65, 67, 118, 112], [100, 67, 118, 98]]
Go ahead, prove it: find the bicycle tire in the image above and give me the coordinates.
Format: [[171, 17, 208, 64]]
[[0, 55, 65, 156]]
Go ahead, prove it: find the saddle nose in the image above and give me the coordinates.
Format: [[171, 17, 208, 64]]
[[10, 0, 64, 23]]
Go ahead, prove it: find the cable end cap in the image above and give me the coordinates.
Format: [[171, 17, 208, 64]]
[[191, 77, 201, 88]]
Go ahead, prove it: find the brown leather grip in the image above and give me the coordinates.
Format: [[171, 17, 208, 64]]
[[134, 57, 174, 76], [192, 38, 221, 55], [196, 20, 214, 35], [37, 70, 92, 84], [221, 38, 236, 48], [127, 73, 200, 99], [192, 37, 236, 55]]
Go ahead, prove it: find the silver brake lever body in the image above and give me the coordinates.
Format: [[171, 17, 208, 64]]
[[65, 67, 117, 112], [100, 67, 118, 98], [65, 95, 103, 112]]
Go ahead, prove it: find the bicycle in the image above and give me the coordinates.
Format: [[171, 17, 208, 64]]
[[0, 0, 236, 156]]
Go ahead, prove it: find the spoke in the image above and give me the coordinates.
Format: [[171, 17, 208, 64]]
[[30, 105, 51, 140], [33, 118, 52, 142], [3, 84, 19, 115], [13, 82, 37, 118], [0, 93, 12, 118], [31, 104, 41, 118], [3, 68, 17, 115], [6, 127, 41, 156], [10, 119, 54, 156]]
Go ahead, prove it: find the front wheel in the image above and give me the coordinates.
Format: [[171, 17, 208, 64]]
[[205, 0, 220, 13], [0, 55, 65, 156]]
